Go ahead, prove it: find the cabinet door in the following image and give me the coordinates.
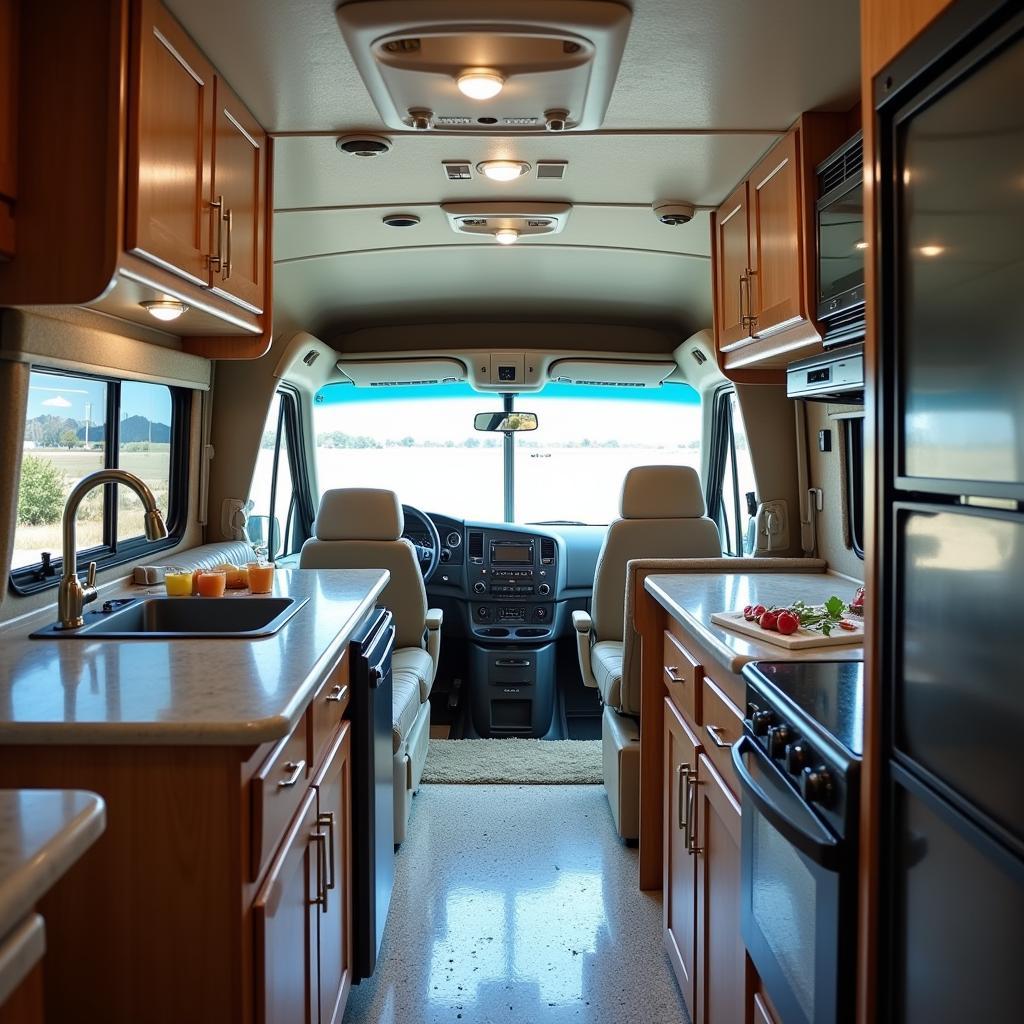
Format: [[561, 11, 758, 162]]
[[253, 787, 319, 1024], [748, 131, 802, 336], [695, 753, 744, 1024], [313, 723, 353, 1024], [664, 698, 700, 1015], [0, 0, 17, 258], [714, 180, 752, 350], [209, 76, 266, 312], [127, 0, 214, 287]]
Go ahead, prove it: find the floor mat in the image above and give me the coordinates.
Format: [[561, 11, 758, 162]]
[[421, 738, 603, 785]]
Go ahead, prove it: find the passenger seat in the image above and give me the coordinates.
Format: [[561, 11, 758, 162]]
[[573, 466, 721, 839]]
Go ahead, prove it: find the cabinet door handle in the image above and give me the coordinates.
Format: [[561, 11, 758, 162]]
[[705, 724, 733, 749], [223, 208, 233, 280], [686, 776, 704, 856], [277, 759, 305, 788], [665, 665, 686, 684], [677, 762, 691, 832], [209, 195, 224, 273], [744, 267, 759, 331], [318, 811, 336, 891], [310, 829, 328, 912], [325, 684, 348, 704], [738, 272, 746, 328]]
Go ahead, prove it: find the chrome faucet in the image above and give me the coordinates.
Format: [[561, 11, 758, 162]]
[[58, 468, 168, 629]]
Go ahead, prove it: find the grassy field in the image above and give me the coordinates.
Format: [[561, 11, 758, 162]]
[[13, 447, 171, 569]]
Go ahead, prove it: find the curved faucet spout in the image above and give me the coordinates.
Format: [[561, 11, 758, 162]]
[[59, 468, 168, 629]]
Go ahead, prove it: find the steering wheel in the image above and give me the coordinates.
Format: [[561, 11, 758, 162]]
[[401, 504, 441, 584]]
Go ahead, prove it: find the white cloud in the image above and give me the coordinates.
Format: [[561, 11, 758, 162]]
[[42, 396, 72, 408]]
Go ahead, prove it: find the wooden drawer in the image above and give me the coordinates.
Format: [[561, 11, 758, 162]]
[[250, 715, 309, 883], [700, 674, 743, 797], [309, 650, 350, 776], [663, 629, 702, 724]]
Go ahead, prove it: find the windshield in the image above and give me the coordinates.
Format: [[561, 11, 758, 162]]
[[313, 380, 701, 525]]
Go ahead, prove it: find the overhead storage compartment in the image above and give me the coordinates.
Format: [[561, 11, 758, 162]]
[[547, 358, 676, 387], [335, 356, 468, 386]]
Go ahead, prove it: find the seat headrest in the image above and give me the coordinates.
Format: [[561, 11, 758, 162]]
[[620, 465, 707, 519], [313, 488, 404, 541]]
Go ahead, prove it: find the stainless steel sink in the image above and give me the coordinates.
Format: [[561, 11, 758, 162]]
[[31, 596, 309, 639]]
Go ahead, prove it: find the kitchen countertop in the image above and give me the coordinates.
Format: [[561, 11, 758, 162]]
[[645, 571, 863, 674], [0, 789, 105, 1003], [0, 569, 389, 745]]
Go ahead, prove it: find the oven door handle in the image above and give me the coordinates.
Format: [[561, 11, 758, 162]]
[[732, 736, 842, 871]]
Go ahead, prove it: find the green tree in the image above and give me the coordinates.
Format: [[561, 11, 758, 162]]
[[58, 429, 82, 450], [17, 456, 67, 526]]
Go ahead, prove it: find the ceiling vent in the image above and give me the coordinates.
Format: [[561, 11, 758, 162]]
[[382, 212, 421, 227], [336, 1, 632, 132], [443, 160, 473, 180], [442, 202, 571, 239], [536, 161, 568, 180], [336, 134, 393, 157]]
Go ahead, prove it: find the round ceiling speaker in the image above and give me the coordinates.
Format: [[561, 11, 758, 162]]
[[336, 134, 392, 157], [382, 213, 420, 228]]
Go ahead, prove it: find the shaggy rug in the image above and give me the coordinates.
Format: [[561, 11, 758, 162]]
[[420, 738, 603, 785]]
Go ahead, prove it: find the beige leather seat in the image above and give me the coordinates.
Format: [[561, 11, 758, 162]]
[[573, 466, 721, 839], [299, 488, 442, 845]]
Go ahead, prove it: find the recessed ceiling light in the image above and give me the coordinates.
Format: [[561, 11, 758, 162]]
[[855, 241, 869, 250], [918, 244, 945, 257], [477, 160, 530, 182], [457, 69, 504, 100], [140, 300, 188, 322], [494, 229, 519, 245]]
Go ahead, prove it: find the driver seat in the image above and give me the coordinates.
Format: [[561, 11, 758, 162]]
[[299, 488, 442, 844]]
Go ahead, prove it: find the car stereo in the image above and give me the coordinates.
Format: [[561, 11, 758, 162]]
[[489, 540, 534, 564]]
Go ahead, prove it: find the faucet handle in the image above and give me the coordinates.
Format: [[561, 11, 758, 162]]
[[86, 561, 97, 589]]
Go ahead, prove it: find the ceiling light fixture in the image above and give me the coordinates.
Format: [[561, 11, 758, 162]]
[[918, 244, 945, 257], [494, 229, 519, 245], [457, 69, 505, 100], [855, 241, 869, 250], [477, 160, 531, 182], [140, 299, 189, 322]]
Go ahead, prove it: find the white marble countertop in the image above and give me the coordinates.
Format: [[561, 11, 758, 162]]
[[645, 571, 863, 674], [0, 789, 105, 1002], [0, 569, 389, 745]]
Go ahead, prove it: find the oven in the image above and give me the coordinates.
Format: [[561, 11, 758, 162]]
[[736, 662, 863, 1024]]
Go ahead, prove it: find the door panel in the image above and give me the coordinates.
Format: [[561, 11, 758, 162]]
[[696, 753, 744, 1024], [127, 0, 213, 286], [210, 76, 265, 312], [749, 131, 802, 336], [253, 788, 318, 1024], [664, 698, 701, 1015], [715, 181, 752, 349], [313, 724, 353, 1024]]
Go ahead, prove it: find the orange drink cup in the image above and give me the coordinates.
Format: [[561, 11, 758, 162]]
[[247, 562, 274, 594], [195, 570, 227, 598], [164, 570, 193, 597]]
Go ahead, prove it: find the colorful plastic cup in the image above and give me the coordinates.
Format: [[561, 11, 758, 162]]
[[164, 569, 193, 597], [195, 570, 227, 598], [247, 562, 274, 595]]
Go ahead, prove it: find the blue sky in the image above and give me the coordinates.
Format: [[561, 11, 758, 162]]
[[26, 372, 171, 424]]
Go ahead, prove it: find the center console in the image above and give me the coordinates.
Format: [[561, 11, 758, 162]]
[[464, 527, 560, 736]]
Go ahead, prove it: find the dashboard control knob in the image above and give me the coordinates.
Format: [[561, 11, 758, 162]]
[[473, 581, 487, 595], [766, 724, 792, 759], [785, 742, 810, 774], [537, 583, 551, 596], [801, 766, 835, 806], [751, 709, 774, 736], [534, 607, 549, 621], [476, 605, 491, 621], [440, 548, 451, 562]]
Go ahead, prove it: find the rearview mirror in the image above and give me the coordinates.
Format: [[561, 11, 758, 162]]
[[474, 411, 539, 433]]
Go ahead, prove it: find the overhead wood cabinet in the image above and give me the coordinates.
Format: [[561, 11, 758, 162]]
[[0, 0, 272, 357], [0, 0, 16, 259], [711, 112, 852, 381]]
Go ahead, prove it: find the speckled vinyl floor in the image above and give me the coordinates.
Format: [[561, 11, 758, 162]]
[[343, 785, 691, 1024]]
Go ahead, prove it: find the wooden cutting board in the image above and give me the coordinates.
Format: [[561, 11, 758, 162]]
[[710, 610, 864, 650]]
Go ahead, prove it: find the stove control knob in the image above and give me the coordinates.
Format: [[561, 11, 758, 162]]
[[766, 724, 792, 759], [801, 765, 835, 806], [751, 709, 774, 736], [785, 742, 810, 774]]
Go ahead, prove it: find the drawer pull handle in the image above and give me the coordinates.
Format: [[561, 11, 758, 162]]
[[311, 828, 328, 912], [318, 812, 336, 891], [277, 759, 305, 788], [325, 684, 349, 704], [677, 762, 692, 832], [705, 724, 733, 749], [686, 775, 704, 856], [665, 665, 685, 684]]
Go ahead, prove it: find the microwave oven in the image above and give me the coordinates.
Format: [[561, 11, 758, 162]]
[[816, 132, 865, 346]]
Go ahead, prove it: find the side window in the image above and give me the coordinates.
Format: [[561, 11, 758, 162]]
[[12, 368, 186, 591], [249, 391, 308, 560], [844, 417, 865, 559], [708, 388, 757, 556]]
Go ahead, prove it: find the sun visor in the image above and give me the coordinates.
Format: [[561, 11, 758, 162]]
[[547, 358, 676, 388], [336, 357, 468, 387]]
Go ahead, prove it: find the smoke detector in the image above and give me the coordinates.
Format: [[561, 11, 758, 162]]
[[337, 134, 393, 157], [653, 201, 696, 226], [336, 1, 632, 132], [442, 202, 571, 240]]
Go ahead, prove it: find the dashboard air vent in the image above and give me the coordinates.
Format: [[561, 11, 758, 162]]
[[468, 531, 484, 562], [540, 537, 555, 564]]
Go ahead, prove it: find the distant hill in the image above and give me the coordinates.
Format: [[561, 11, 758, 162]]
[[24, 413, 169, 447]]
